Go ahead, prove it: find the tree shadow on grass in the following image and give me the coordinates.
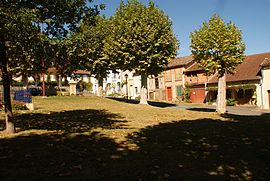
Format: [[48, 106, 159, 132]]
[[187, 107, 216, 112], [106, 97, 177, 108], [124, 114, 270, 180], [0, 132, 125, 180], [13, 109, 127, 133], [1, 111, 270, 180]]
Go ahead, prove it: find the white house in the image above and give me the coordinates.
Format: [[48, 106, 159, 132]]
[[260, 58, 270, 109]]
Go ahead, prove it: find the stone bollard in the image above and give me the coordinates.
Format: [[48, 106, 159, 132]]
[[69, 80, 77, 96]]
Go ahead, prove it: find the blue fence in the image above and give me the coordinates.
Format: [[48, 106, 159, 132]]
[[14, 90, 32, 103]]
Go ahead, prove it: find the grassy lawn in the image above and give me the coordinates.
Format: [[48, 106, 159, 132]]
[[0, 96, 270, 180]]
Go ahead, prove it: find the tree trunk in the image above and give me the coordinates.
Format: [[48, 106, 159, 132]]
[[58, 74, 62, 88], [97, 77, 103, 97], [22, 73, 28, 89], [140, 72, 148, 105], [216, 71, 226, 114], [0, 41, 15, 134]]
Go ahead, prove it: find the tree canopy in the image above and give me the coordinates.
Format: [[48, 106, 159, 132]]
[[190, 14, 245, 75], [0, 0, 103, 134], [55, 16, 110, 78], [104, 0, 179, 104], [104, 0, 179, 76]]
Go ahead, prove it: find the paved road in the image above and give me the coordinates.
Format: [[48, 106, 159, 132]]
[[175, 104, 270, 116], [106, 97, 270, 116]]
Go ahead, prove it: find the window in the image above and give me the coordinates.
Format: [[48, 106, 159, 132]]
[[237, 89, 244, 98], [155, 78, 159, 89], [175, 69, 182, 80], [135, 87, 138, 95], [176, 86, 182, 97], [226, 89, 232, 99], [165, 70, 172, 82]]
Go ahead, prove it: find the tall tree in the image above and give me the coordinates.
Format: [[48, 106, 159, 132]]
[[104, 0, 179, 104], [79, 16, 110, 96], [0, 0, 102, 134], [190, 14, 245, 114], [53, 15, 110, 96]]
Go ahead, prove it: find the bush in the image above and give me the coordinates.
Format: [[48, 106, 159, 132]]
[[108, 92, 122, 97], [11, 81, 24, 86], [85, 82, 93, 92], [207, 99, 216, 105], [183, 89, 191, 103], [12, 101, 28, 110], [226, 98, 237, 106]]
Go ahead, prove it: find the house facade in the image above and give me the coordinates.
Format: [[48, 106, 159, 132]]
[[206, 52, 270, 107], [163, 56, 193, 101], [184, 63, 213, 103], [160, 52, 270, 109]]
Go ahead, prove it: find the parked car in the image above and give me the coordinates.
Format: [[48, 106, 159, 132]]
[[28, 88, 42, 96]]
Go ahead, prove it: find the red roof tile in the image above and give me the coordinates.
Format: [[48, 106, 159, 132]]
[[209, 52, 270, 83], [74, 70, 90, 75], [184, 62, 203, 72], [166, 56, 194, 69]]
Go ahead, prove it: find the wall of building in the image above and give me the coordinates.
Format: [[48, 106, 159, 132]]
[[256, 83, 263, 108], [164, 68, 185, 101], [185, 71, 208, 85], [261, 68, 270, 109]]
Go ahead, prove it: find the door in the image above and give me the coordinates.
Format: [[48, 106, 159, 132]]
[[268, 90, 270, 109], [190, 88, 206, 103], [166, 87, 172, 101]]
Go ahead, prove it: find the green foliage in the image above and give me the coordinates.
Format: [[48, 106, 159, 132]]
[[104, 0, 179, 76], [135, 95, 141, 101], [207, 99, 216, 105], [183, 83, 191, 103], [226, 98, 237, 106], [12, 101, 28, 110], [0, 0, 103, 78], [53, 15, 110, 78], [108, 92, 122, 97], [190, 14, 245, 75], [183, 89, 191, 103], [46, 81, 58, 87], [86, 82, 93, 92]]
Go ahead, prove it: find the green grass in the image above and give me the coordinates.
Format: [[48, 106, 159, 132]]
[[0, 96, 270, 180]]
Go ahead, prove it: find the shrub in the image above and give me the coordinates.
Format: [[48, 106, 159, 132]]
[[207, 99, 216, 105], [183, 89, 191, 103], [108, 92, 122, 97], [226, 98, 237, 106], [12, 101, 28, 110], [135, 95, 141, 101], [86, 82, 93, 92]]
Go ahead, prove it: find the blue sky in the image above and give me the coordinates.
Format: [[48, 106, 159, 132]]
[[92, 0, 270, 57]]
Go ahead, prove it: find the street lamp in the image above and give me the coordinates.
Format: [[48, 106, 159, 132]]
[[125, 73, 128, 100]]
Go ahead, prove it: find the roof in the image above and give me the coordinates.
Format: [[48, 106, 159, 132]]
[[184, 62, 203, 72], [261, 58, 270, 68], [74, 70, 90, 75], [166, 56, 194, 69], [209, 52, 270, 83]]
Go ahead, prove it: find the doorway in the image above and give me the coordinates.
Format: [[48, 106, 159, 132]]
[[166, 87, 172, 101]]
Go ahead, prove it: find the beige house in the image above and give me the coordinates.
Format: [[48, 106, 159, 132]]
[[163, 56, 193, 101]]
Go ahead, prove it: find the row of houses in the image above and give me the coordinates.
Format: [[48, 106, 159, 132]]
[[11, 52, 270, 109], [152, 52, 270, 109], [93, 52, 270, 110]]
